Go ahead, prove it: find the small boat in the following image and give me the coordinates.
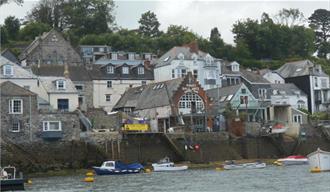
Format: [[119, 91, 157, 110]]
[[307, 148, 330, 172], [152, 157, 188, 172], [0, 166, 25, 191], [93, 161, 144, 175], [276, 155, 308, 166], [223, 160, 266, 170]]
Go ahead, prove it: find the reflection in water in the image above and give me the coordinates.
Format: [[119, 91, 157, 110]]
[[25, 165, 330, 192]]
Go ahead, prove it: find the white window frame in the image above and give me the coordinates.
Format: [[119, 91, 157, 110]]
[[258, 88, 267, 99], [3, 64, 14, 76], [107, 80, 112, 88], [293, 115, 302, 124], [75, 84, 84, 91], [106, 94, 111, 102], [11, 121, 20, 132], [122, 67, 129, 74], [138, 67, 144, 75], [43, 121, 62, 131], [107, 66, 114, 74], [56, 80, 66, 90], [9, 99, 23, 114], [141, 81, 146, 85]]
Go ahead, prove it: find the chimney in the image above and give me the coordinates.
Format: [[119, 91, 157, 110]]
[[183, 41, 199, 53], [64, 64, 70, 78]]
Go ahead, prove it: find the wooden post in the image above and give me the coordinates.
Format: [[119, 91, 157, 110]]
[[117, 140, 121, 159], [111, 140, 115, 160]]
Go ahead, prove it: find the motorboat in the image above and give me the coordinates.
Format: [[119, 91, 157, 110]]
[[152, 157, 188, 172], [0, 166, 25, 191], [223, 160, 266, 170], [275, 155, 308, 166], [307, 148, 330, 172], [93, 161, 144, 175]]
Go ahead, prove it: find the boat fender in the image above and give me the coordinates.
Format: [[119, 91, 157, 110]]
[[215, 167, 224, 171], [84, 177, 95, 182], [86, 172, 94, 177], [145, 168, 152, 173], [310, 167, 321, 173], [27, 179, 32, 185]]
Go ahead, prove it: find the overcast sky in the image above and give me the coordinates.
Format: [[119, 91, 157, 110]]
[[0, 0, 329, 44]]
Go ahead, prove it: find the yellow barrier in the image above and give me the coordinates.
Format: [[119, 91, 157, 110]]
[[123, 124, 149, 131]]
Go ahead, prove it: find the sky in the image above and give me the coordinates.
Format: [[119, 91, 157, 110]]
[[0, 0, 329, 44]]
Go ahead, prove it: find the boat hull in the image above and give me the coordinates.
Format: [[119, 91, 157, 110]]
[[307, 149, 330, 172], [152, 165, 188, 172], [277, 159, 308, 166], [224, 163, 266, 170], [0, 179, 25, 191], [93, 167, 142, 175]]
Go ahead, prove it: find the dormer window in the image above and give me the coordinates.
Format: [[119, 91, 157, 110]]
[[56, 80, 66, 90], [111, 53, 117, 60], [122, 66, 129, 74], [231, 62, 240, 72], [144, 53, 151, 60], [3, 64, 13, 76], [107, 65, 114, 74], [128, 53, 135, 60], [138, 67, 144, 75]]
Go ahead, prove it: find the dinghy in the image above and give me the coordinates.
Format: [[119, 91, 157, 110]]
[[152, 157, 188, 172]]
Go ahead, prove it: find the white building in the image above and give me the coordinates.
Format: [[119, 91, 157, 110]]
[[154, 42, 221, 90], [260, 69, 285, 84]]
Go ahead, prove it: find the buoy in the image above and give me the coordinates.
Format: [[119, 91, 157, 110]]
[[86, 172, 94, 177], [84, 177, 94, 182], [310, 167, 321, 173], [145, 168, 152, 173], [215, 167, 224, 171], [27, 179, 32, 185]]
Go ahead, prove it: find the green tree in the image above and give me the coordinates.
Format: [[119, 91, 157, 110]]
[[275, 8, 305, 27], [0, 25, 9, 44], [0, 0, 23, 6], [4, 16, 20, 40], [19, 22, 51, 41], [138, 11, 160, 38], [308, 9, 330, 58]]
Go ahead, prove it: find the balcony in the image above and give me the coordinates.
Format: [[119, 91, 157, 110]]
[[40, 131, 63, 140]]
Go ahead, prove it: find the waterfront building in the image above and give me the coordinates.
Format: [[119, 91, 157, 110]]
[[220, 61, 241, 87], [90, 56, 154, 112], [154, 42, 222, 90], [259, 69, 285, 84], [80, 45, 111, 64], [276, 60, 330, 113], [31, 65, 92, 111], [19, 29, 82, 66], [113, 72, 212, 132]]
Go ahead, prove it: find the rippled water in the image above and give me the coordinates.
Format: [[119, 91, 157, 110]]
[[24, 165, 329, 192]]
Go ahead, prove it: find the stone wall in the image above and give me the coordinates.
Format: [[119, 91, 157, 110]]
[[86, 109, 121, 131], [74, 81, 93, 111]]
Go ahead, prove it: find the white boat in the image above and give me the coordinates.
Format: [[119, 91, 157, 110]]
[[152, 157, 188, 172], [307, 148, 330, 172], [223, 161, 266, 170], [276, 155, 308, 166]]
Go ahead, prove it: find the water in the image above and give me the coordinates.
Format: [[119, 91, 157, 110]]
[[24, 165, 329, 192]]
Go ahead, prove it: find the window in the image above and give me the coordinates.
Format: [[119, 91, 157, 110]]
[[138, 67, 144, 75], [23, 85, 30, 90], [9, 99, 23, 114], [106, 94, 111, 102], [321, 78, 328, 88], [178, 92, 204, 112], [293, 115, 302, 124], [56, 80, 66, 90], [75, 85, 84, 91], [43, 121, 62, 131], [141, 81, 146, 85], [112, 53, 117, 60], [240, 96, 248, 104], [297, 100, 306, 109], [122, 67, 129, 74], [107, 66, 114, 74], [3, 64, 13, 76], [11, 121, 20, 132], [128, 53, 135, 60], [193, 70, 198, 79], [314, 77, 318, 87], [241, 88, 246, 94], [78, 95, 84, 106], [107, 81, 112, 88], [57, 99, 69, 111], [124, 108, 132, 114], [258, 89, 267, 99], [172, 69, 175, 78]]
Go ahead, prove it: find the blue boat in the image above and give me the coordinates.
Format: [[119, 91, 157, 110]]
[[93, 161, 144, 175]]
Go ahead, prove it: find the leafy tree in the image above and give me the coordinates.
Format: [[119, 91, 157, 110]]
[[308, 9, 330, 58], [4, 16, 20, 40], [19, 22, 51, 41], [275, 8, 305, 27], [0, 0, 23, 6], [0, 25, 8, 44], [138, 11, 160, 38]]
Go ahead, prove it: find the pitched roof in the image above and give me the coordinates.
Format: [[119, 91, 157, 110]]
[[276, 60, 328, 78], [240, 69, 270, 84], [206, 84, 242, 100], [39, 76, 77, 94], [0, 81, 36, 96], [1, 49, 20, 64], [0, 56, 37, 79], [114, 78, 184, 110], [95, 58, 144, 66], [31, 65, 91, 81], [269, 83, 307, 96]]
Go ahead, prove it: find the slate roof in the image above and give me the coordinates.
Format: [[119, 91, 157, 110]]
[[113, 78, 184, 110], [0, 81, 36, 96], [269, 83, 307, 96], [1, 49, 20, 64], [240, 69, 270, 84], [0, 56, 37, 79], [276, 60, 328, 78], [206, 84, 242, 100], [95, 58, 144, 66], [39, 76, 77, 94], [31, 65, 91, 81]]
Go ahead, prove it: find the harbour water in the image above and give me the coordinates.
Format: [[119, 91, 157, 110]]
[[24, 165, 329, 192]]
